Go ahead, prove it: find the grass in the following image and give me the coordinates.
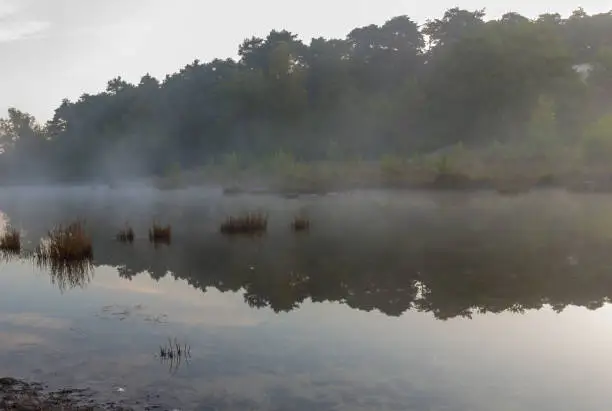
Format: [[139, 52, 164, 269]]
[[149, 223, 171, 244], [0, 226, 20, 253], [159, 338, 191, 360], [159, 338, 191, 373], [291, 216, 310, 232], [36, 221, 93, 262], [117, 225, 135, 243], [145, 137, 612, 194], [220, 213, 268, 235]]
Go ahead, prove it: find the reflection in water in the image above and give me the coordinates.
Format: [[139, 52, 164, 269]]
[[3, 190, 612, 410], [36, 256, 94, 293], [3, 250, 94, 293], [2, 190, 612, 319]]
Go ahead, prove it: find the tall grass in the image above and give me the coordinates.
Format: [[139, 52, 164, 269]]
[[37, 221, 93, 262], [149, 223, 171, 244], [220, 213, 268, 235], [291, 216, 310, 232], [0, 226, 20, 253]]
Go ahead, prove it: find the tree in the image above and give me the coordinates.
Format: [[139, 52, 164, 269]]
[[1, 7, 611, 181], [419, 15, 572, 146], [583, 113, 612, 163], [423, 8, 485, 48]]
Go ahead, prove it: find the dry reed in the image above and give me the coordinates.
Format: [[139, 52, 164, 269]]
[[0, 226, 20, 253], [291, 216, 310, 232], [149, 223, 171, 244], [220, 213, 268, 235], [37, 221, 93, 262]]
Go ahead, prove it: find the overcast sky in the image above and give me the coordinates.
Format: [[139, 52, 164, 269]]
[[1, 0, 611, 121]]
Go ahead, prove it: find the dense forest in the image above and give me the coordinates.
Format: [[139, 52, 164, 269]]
[[1, 7, 612, 183]]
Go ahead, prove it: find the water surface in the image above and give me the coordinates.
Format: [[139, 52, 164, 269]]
[[1, 187, 612, 410]]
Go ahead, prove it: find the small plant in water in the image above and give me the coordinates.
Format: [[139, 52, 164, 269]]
[[159, 338, 190, 359], [149, 223, 171, 244], [158, 338, 191, 374], [291, 216, 310, 232], [37, 221, 93, 262], [0, 226, 20, 253], [220, 213, 268, 235], [116, 225, 135, 243]]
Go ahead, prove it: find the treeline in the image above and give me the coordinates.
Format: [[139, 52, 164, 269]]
[[1, 7, 612, 182]]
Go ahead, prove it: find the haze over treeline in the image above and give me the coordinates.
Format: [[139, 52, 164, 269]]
[[1, 7, 611, 182]]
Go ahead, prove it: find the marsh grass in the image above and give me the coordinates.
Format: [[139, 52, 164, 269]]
[[148, 139, 611, 194], [36, 221, 93, 262], [291, 216, 310, 232], [149, 223, 171, 244], [158, 338, 191, 374], [0, 226, 20, 253], [159, 338, 191, 360], [220, 213, 268, 235], [117, 225, 135, 243]]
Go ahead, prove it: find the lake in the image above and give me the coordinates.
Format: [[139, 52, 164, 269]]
[[1, 186, 612, 410]]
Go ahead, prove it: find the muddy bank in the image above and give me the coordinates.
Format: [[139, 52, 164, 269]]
[[0, 378, 131, 411]]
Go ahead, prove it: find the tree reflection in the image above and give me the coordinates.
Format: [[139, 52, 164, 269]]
[[6, 193, 612, 319], [102, 213, 612, 320]]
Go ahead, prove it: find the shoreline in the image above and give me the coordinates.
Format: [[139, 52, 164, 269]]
[[0, 377, 131, 410], [2, 166, 612, 195]]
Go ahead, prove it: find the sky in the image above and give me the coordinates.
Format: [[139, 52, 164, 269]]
[[1, 0, 611, 121]]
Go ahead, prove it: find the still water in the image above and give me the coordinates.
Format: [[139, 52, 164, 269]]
[[2, 187, 612, 410]]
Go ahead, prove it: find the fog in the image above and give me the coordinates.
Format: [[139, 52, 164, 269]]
[[0, 7, 610, 187]]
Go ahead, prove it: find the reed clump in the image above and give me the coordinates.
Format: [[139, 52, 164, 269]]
[[0, 226, 20, 253], [158, 337, 191, 373], [37, 221, 93, 262], [149, 223, 171, 244], [291, 216, 310, 232], [220, 213, 268, 235], [159, 338, 191, 360], [117, 225, 135, 243]]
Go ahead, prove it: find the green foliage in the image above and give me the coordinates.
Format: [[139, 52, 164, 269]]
[[583, 113, 612, 163], [1, 8, 612, 182], [434, 155, 452, 175], [380, 155, 405, 177], [268, 149, 296, 173], [527, 95, 558, 147], [222, 152, 242, 174], [325, 140, 342, 161]]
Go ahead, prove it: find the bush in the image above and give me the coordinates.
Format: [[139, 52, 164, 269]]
[[583, 113, 612, 163]]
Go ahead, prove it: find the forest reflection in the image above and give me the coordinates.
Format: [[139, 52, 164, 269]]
[[4, 195, 612, 321]]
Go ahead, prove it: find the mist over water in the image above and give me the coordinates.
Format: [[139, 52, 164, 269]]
[[0, 4, 611, 409], [1, 188, 612, 409]]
